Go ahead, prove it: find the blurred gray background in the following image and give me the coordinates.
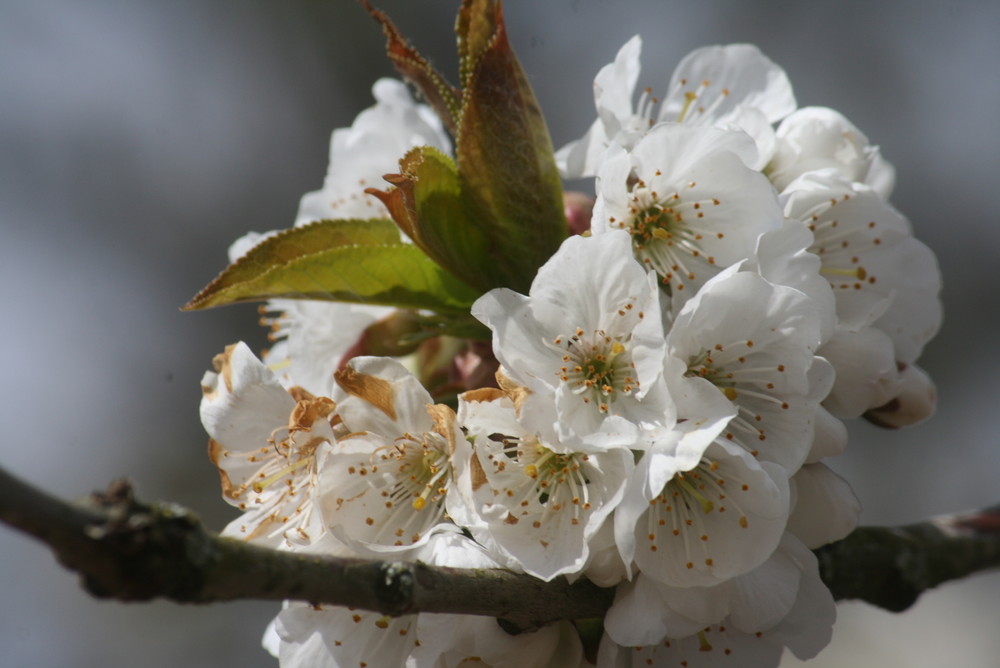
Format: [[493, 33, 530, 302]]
[[1, 1, 998, 666]]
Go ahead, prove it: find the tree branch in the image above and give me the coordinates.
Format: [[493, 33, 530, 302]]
[[2, 465, 999, 628], [813, 506, 1000, 611]]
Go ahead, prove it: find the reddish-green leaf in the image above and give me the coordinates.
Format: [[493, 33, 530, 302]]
[[454, 0, 568, 293], [360, 0, 461, 135]]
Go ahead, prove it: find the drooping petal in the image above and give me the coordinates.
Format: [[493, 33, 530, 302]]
[[333, 356, 435, 436]]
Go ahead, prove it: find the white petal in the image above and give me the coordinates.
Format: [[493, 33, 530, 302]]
[[819, 325, 899, 418], [333, 356, 434, 436], [274, 603, 417, 668], [296, 78, 450, 224], [752, 219, 837, 344], [782, 173, 942, 363], [414, 615, 582, 668], [668, 271, 824, 472], [629, 440, 791, 588], [806, 406, 848, 462], [787, 463, 861, 548], [472, 288, 559, 394], [769, 106, 892, 195], [200, 342, 295, 448], [604, 576, 675, 647], [663, 45, 796, 125]]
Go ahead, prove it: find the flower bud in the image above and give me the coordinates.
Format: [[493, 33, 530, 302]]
[[864, 363, 936, 428]]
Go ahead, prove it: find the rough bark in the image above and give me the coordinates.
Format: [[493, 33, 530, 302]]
[[2, 465, 998, 629]]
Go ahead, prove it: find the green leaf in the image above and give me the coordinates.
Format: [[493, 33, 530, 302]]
[[183, 219, 480, 313]]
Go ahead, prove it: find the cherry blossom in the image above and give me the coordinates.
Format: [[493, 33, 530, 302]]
[[200, 341, 338, 549], [455, 390, 634, 580], [316, 356, 460, 554], [558, 38, 796, 177], [782, 171, 942, 366], [472, 231, 672, 450], [592, 124, 784, 311], [767, 106, 896, 198]]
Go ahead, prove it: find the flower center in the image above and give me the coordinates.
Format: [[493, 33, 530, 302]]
[[555, 329, 637, 413], [685, 350, 738, 399], [377, 432, 451, 511], [517, 441, 592, 518], [611, 183, 721, 291]]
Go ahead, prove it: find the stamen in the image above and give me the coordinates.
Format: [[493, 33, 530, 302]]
[[676, 91, 698, 123], [676, 475, 715, 513], [252, 457, 311, 493], [821, 266, 867, 280]]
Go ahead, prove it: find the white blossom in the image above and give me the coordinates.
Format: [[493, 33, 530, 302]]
[[782, 171, 942, 366], [455, 390, 634, 580], [614, 436, 791, 589], [200, 341, 338, 549], [666, 270, 830, 474], [472, 231, 672, 450], [592, 124, 784, 311], [197, 19, 948, 665], [316, 356, 460, 554], [599, 534, 835, 668], [767, 106, 896, 198], [558, 38, 796, 177]]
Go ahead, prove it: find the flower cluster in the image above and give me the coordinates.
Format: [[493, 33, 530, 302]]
[[199, 31, 940, 668]]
